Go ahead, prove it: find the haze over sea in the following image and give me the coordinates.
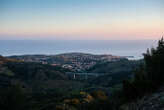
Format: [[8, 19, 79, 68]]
[[0, 40, 157, 59]]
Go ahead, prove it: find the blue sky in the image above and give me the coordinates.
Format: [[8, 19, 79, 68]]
[[0, 0, 163, 40]]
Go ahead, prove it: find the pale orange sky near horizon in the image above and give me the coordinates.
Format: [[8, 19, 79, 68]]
[[0, 0, 163, 40]]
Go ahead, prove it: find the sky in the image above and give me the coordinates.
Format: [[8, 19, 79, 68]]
[[0, 0, 163, 40]]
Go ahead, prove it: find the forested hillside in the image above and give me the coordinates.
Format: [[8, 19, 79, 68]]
[[87, 59, 143, 86], [0, 57, 88, 93]]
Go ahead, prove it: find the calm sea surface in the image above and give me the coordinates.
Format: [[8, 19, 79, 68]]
[[0, 40, 157, 59]]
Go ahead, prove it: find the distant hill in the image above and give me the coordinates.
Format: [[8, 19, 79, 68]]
[[8, 52, 126, 72], [0, 56, 15, 76]]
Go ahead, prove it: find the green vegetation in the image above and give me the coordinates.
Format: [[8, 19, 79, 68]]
[[0, 38, 164, 110]]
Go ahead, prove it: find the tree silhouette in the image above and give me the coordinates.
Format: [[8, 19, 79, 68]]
[[123, 37, 164, 100]]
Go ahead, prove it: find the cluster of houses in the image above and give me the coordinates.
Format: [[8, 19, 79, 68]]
[[8, 53, 126, 72]]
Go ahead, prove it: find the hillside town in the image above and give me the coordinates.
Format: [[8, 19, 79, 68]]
[[8, 53, 126, 72]]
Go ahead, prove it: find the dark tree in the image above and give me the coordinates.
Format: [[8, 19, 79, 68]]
[[123, 37, 164, 100], [143, 37, 164, 86]]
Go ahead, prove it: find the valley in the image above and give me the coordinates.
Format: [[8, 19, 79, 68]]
[[0, 53, 142, 92]]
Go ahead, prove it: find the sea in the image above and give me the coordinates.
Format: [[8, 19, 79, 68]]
[[0, 40, 157, 60]]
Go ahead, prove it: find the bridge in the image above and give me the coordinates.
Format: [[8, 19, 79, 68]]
[[66, 72, 106, 80]]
